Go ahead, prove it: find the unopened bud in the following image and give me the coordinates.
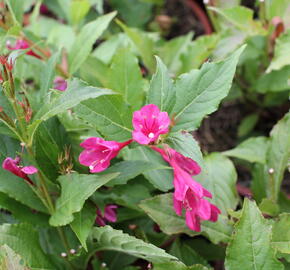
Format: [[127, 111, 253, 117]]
[[129, 224, 137, 230], [60, 252, 67, 258], [148, 263, 152, 269], [203, 0, 210, 4], [69, 248, 76, 254], [101, 262, 107, 267], [0, 106, 3, 113], [268, 168, 274, 174], [20, 142, 25, 147]]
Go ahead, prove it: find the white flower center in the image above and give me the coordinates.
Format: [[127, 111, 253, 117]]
[[148, 132, 155, 138]]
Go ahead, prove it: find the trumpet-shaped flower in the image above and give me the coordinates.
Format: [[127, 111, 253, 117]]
[[79, 137, 132, 173], [132, 104, 170, 145], [7, 40, 40, 58], [96, 205, 118, 226], [2, 157, 37, 185]]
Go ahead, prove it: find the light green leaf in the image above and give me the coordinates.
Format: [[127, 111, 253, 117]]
[[68, 11, 117, 74], [209, 6, 265, 35], [267, 29, 290, 72], [4, 0, 24, 25], [272, 213, 290, 254], [166, 132, 204, 169], [196, 153, 238, 215], [104, 160, 168, 187], [39, 51, 61, 102], [225, 198, 284, 270], [172, 45, 245, 132], [117, 20, 155, 72], [251, 163, 267, 203], [49, 172, 118, 226], [237, 114, 259, 137], [266, 112, 290, 201], [265, 0, 290, 20], [139, 193, 232, 244], [92, 225, 178, 263], [70, 0, 90, 25], [74, 95, 133, 141], [70, 202, 96, 251], [0, 245, 28, 270], [147, 56, 175, 113], [0, 223, 54, 269], [107, 49, 144, 109], [159, 32, 193, 75], [180, 34, 219, 73], [223, 136, 269, 164], [123, 146, 173, 191]]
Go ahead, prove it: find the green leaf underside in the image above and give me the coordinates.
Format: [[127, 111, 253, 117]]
[[49, 172, 118, 226], [225, 199, 284, 270], [172, 45, 245, 131], [92, 225, 178, 263]]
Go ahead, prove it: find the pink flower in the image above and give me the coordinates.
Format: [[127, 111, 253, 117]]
[[152, 146, 221, 232], [2, 157, 37, 185], [132, 104, 170, 145], [7, 39, 40, 58], [53, 77, 67, 91], [174, 190, 221, 232], [79, 137, 132, 173], [96, 205, 118, 226]]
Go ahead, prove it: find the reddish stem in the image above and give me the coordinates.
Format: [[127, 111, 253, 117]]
[[186, 0, 213, 34]]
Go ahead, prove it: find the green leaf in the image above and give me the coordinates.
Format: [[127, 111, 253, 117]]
[[154, 261, 210, 270], [266, 112, 290, 201], [92, 225, 178, 263], [123, 146, 173, 191], [180, 34, 219, 73], [39, 51, 61, 103], [68, 11, 117, 74], [223, 136, 269, 164], [0, 245, 28, 270], [107, 48, 144, 109], [251, 163, 267, 203], [0, 168, 47, 213], [169, 240, 210, 267], [104, 160, 167, 187], [147, 56, 175, 113], [0, 192, 49, 226], [237, 114, 259, 137], [70, 0, 90, 25], [159, 32, 193, 75], [117, 20, 155, 72], [272, 213, 290, 254], [49, 172, 118, 226], [267, 29, 290, 72], [225, 198, 284, 270], [265, 0, 290, 21], [209, 6, 265, 35], [259, 198, 280, 216], [4, 0, 24, 25], [74, 95, 133, 141], [172, 45, 245, 132], [139, 193, 233, 243], [166, 132, 204, 169], [35, 78, 114, 121], [0, 223, 54, 269], [70, 202, 96, 251], [196, 153, 238, 215]]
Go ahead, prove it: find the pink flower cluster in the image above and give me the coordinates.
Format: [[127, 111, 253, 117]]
[[79, 104, 220, 231]]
